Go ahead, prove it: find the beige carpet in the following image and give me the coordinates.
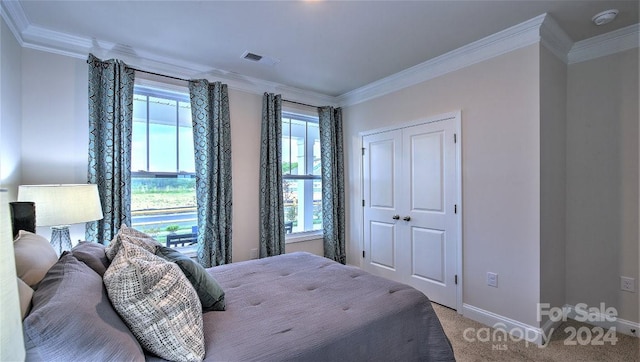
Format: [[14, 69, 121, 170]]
[[431, 303, 640, 361]]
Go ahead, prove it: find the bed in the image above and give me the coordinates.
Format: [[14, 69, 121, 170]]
[[15, 227, 455, 362]]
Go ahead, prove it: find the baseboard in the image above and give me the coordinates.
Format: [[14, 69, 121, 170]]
[[563, 304, 640, 338], [461, 303, 640, 347], [462, 304, 547, 346]]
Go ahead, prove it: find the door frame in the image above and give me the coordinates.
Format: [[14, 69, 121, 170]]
[[359, 110, 463, 313]]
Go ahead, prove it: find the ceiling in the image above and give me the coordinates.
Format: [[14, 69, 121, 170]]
[[4, 1, 639, 97]]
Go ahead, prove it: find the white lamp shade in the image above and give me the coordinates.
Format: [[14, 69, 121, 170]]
[[18, 184, 104, 226]]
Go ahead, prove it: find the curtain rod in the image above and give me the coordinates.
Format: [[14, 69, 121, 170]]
[[283, 99, 319, 109], [134, 71, 321, 109], [85, 58, 191, 82], [132, 69, 321, 108], [132, 71, 321, 108], [87, 59, 325, 107], [132, 67, 190, 83]]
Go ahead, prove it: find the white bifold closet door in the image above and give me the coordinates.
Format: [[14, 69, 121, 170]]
[[362, 115, 459, 309]]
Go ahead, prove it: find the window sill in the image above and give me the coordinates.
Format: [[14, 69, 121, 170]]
[[285, 230, 323, 244], [173, 244, 198, 259]]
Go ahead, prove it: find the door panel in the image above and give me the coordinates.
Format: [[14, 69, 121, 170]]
[[369, 140, 396, 208], [411, 228, 445, 284], [409, 131, 444, 212], [370, 221, 396, 270]]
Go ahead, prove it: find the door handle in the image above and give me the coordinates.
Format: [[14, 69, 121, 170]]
[[392, 215, 400, 220], [403, 216, 411, 221]]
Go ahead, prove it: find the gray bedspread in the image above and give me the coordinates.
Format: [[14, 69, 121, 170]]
[[149, 252, 455, 361]]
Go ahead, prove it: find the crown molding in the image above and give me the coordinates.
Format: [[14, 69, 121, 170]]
[[0, 0, 27, 46], [568, 23, 640, 64], [539, 14, 573, 63], [3, 0, 637, 108], [337, 14, 552, 107], [1, 1, 337, 107]]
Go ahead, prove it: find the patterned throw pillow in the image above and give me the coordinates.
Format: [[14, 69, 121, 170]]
[[104, 240, 205, 361], [105, 224, 159, 261]]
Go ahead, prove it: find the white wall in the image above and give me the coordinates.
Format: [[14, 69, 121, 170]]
[[343, 44, 543, 326], [539, 45, 567, 320], [18, 48, 322, 261], [566, 48, 639, 323]]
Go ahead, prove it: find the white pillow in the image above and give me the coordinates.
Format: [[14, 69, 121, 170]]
[[103, 239, 205, 361], [17, 277, 34, 319], [105, 224, 158, 261], [13, 231, 58, 288]]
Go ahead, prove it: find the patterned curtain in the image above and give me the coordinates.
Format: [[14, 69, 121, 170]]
[[318, 106, 346, 264], [259, 93, 285, 258], [188, 80, 233, 267], [86, 54, 135, 245]]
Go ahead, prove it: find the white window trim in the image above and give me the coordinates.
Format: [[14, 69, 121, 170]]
[[281, 111, 323, 237], [285, 230, 323, 244]]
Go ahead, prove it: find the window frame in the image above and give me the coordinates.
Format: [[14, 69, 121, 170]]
[[281, 111, 323, 243], [130, 84, 198, 254], [131, 85, 194, 178]]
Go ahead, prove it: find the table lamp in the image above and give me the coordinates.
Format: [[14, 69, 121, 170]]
[[18, 184, 103, 254]]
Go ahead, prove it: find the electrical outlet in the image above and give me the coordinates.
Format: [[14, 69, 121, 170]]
[[250, 248, 258, 259], [621, 277, 635, 292], [487, 272, 498, 288]]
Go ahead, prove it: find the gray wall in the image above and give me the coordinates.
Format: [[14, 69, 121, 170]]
[[1, 17, 22, 199], [16, 48, 323, 261], [343, 41, 640, 328], [3, 16, 638, 332], [0, 16, 26, 362], [343, 44, 543, 326], [539, 45, 567, 322], [566, 48, 639, 323]]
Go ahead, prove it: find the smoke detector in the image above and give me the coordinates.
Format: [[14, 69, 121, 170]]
[[241, 51, 280, 66], [592, 9, 618, 26]]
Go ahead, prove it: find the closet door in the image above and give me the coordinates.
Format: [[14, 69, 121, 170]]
[[362, 117, 458, 309], [362, 129, 405, 282], [401, 120, 457, 308]]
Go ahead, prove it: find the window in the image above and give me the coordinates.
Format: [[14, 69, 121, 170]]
[[131, 86, 197, 246], [282, 112, 322, 236]]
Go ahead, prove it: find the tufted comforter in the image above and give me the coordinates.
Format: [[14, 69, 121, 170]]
[[149, 252, 455, 361]]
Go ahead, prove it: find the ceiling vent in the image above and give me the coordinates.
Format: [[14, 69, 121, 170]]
[[243, 52, 263, 62], [241, 51, 280, 66]]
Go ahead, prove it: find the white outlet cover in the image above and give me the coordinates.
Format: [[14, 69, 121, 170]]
[[621, 277, 635, 292], [487, 272, 498, 287]]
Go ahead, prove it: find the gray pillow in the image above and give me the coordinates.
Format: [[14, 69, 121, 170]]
[[23, 252, 145, 361], [71, 241, 110, 276], [156, 246, 226, 311], [104, 240, 205, 361]]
